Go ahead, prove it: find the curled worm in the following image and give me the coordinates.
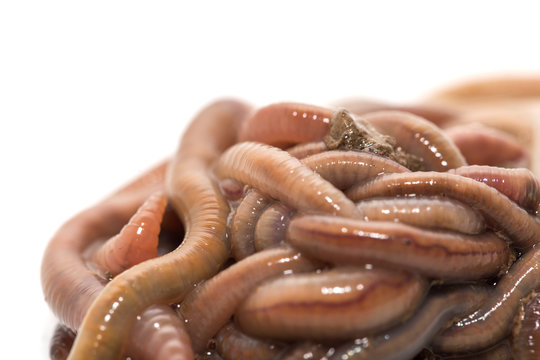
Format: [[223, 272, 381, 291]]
[[253, 202, 292, 251]]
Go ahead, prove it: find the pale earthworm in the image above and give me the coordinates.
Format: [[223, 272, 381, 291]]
[[215, 322, 286, 360], [214, 142, 360, 218], [329, 285, 490, 360], [301, 150, 410, 190], [238, 102, 333, 147], [450, 165, 540, 213], [362, 111, 467, 171], [50, 324, 76, 360], [89, 191, 167, 278], [286, 141, 327, 159], [286, 215, 509, 280], [355, 197, 485, 235], [229, 189, 271, 260], [67, 99, 252, 359], [179, 245, 319, 353], [429, 76, 540, 100], [253, 202, 292, 251], [431, 246, 540, 354], [445, 123, 529, 168], [235, 267, 428, 341], [346, 171, 540, 250], [512, 291, 540, 359]]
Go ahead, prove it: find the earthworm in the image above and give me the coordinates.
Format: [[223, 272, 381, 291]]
[[218, 178, 245, 202], [253, 202, 292, 251], [235, 267, 428, 341], [229, 189, 271, 260], [67, 100, 251, 359], [355, 197, 485, 234], [362, 111, 467, 171], [214, 142, 360, 217], [512, 291, 540, 359], [286, 215, 509, 280], [347, 171, 540, 249], [301, 150, 410, 190], [431, 246, 540, 354], [238, 102, 333, 147], [450, 165, 540, 213], [179, 245, 319, 353], [278, 342, 331, 360], [329, 285, 490, 360], [429, 76, 540, 100], [286, 141, 327, 159], [50, 324, 76, 360]]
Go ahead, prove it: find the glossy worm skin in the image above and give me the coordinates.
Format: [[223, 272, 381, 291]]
[[235, 267, 428, 341], [67, 100, 252, 359], [286, 141, 327, 159], [347, 171, 540, 250], [253, 202, 292, 251], [287, 215, 509, 280], [330, 285, 490, 360], [513, 291, 540, 359], [179, 246, 319, 353], [362, 111, 467, 171]]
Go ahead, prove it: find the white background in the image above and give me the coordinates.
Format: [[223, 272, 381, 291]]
[[1, 1, 540, 358]]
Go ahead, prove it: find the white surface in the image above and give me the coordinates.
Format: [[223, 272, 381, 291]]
[[1, 1, 539, 358]]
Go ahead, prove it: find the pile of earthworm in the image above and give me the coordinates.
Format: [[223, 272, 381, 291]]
[[42, 77, 540, 360]]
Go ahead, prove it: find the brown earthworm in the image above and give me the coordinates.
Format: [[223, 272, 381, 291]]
[[329, 285, 490, 360], [67, 100, 251, 359], [253, 202, 292, 251], [450, 165, 540, 213], [512, 291, 540, 359], [286, 141, 328, 159], [347, 171, 540, 249], [179, 245, 319, 353], [278, 342, 331, 360], [214, 142, 360, 217], [286, 215, 509, 280], [301, 150, 410, 190], [355, 197, 485, 234], [229, 189, 271, 260], [431, 246, 540, 354], [362, 111, 467, 171], [238, 102, 333, 147], [50, 324, 76, 360], [235, 267, 428, 341]]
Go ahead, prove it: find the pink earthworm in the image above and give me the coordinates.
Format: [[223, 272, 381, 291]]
[[301, 150, 410, 190], [450, 165, 540, 213], [214, 142, 360, 217], [429, 76, 540, 100], [218, 178, 245, 202], [431, 246, 540, 354], [89, 191, 167, 278], [67, 100, 252, 359], [253, 202, 292, 251], [286, 215, 509, 280], [445, 123, 529, 168], [329, 285, 490, 360], [238, 102, 333, 147], [512, 291, 540, 359], [347, 171, 540, 250], [229, 189, 271, 260], [50, 324, 76, 360], [178, 245, 319, 353], [362, 111, 467, 171], [235, 267, 428, 341], [286, 141, 328, 159], [355, 197, 485, 234]]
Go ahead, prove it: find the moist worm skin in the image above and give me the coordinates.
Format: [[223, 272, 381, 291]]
[[355, 197, 485, 234], [214, 142, 360, 218], [330, 285, 490, 360], [67, 100, 251, 359], [512, 291, 540, 359], [50, 324, 76, 360], [287, 215, 509, 280], [278, 342, 331, 360], [362, 111, 467, 171], [253, 202, 292, 251], [179, 246, 319, 353], [347, 171, 540, 250], [286, 141, 328, 159], [451, 165, 540, 213], [235, 267, 428, 341], [301, 150, 410, 190], [238, 102, 333, 147], [431, 247, 540, 354], [229, 189, 271, 260]]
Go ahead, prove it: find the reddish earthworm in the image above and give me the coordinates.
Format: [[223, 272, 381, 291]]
[[347, 171, 540, 249], [329, 285, 490, 360], [179, 246, 319, 353], [431, 246, 540, 354], [238, 102, 333, 147], [218, 178, 245, 202], [50, 324, 76, 360], [450, 165, 540, 213], [286, 141, 328, 159], [67, 100, 251, 359], [355, 197, 485, 234], [235, 267, 428, 341], [362, 111, 467, 171], [512, 291, 540, 359], [287, 215, 509, 280], [214, 142, 360, 217], [229, 189, 271, 260], [301, 150, 410, 190], [253, 202, 292, 251]]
